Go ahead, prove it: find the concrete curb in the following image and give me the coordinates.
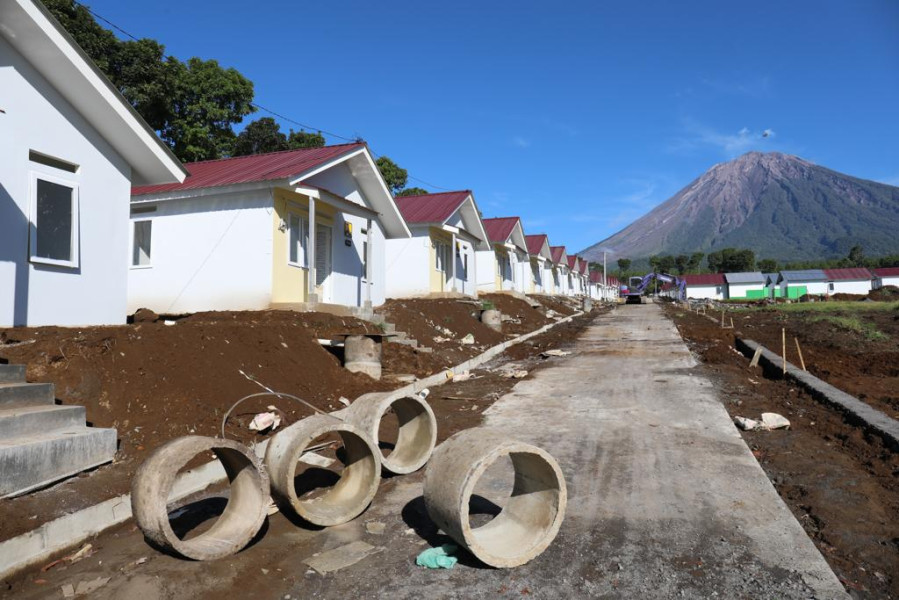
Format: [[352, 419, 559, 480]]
[[735, 338, 899, 452], [0, 309, 589, 580]]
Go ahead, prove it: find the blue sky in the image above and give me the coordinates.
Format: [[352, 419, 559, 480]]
[[86, 0, 899, 254]]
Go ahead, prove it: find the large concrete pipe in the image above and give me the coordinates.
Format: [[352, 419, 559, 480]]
[[344, 392, 437, 475], [265, 414, 380, 526], [343, 334, 383, 380], [423, 428, 567, 568], [131, 436, 269, 561], [480, 309, 502, 332]]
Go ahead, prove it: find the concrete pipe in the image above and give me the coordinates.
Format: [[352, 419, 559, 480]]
[[583, 297, 593, 312], [480, 309, 502, 332], [265, 414, 380, 526], [344, 392, 437, 475], [131, 436, 269, 561], [344, 335, 382, 380], [424, 428, 567, 568]]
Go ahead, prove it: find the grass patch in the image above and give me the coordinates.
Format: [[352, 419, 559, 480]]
[[807, 314, 889, 341], [748, 301, 899, 314]]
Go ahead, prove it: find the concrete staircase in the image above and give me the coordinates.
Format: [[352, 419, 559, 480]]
[[0, 364, 116, 498]]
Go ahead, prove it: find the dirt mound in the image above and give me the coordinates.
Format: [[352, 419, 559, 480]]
[[479, 294, 553, 335], [529, 294, 579, 316], [869, 285, 899, 302]]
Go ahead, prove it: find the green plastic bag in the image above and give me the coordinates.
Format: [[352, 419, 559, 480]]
[[415, 544, 459, 569]]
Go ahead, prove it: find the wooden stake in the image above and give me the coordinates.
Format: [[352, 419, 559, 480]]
[[794, 337, 806, 371], [781, 328, 787, 375], [730, 317, 734, 328], [721, 310, 725, 327], [749, 346, 763, 368]]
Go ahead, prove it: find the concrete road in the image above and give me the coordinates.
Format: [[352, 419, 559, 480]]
[[11, 304, 847, 599]]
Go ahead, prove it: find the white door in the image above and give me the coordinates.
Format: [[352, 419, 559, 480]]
[[315, 224, 332, 301]]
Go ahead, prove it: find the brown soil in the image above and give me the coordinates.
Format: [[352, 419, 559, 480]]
[[666, 305, 899, 597], [0, 297, 589, 543], [722, 307, 899, 417], [479, 293, 553, 336], [529, 294, 580, 316]]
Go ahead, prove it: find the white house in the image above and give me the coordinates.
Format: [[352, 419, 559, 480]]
[[873, 267, 899, 290], [477, 217, 529, 294], [724, 272, 766, 300], [824, 268, 873, 295], [525, 234, 553, 294], [385, 190, 489, 298], [129, 144, 410, 314], [549, 246, 569, 296], [778, 270, 828, 299], [566, 256, 586, 296], [683, 273, 726, 300], [0, 0, 186, 327]]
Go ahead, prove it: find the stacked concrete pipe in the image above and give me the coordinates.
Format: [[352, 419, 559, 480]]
[[131, 436, 269, 561], [424, 428, 567, 568], [480, 309, 502, 332]]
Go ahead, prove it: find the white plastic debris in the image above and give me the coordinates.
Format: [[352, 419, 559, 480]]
[[761, 412, 791, 430], [501, 370, 529, 379], [460, 333, 475, 345], [338, 396, 351, 407], [417, 388, 430, 400], [734, 416, 760, 431], [540, 349, 571, 358], [249, 411, 282, 432], [452, 371, 473, 382]]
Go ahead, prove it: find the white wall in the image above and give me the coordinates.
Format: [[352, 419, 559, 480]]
[[875, 275, 899, 289], [686, 285, 724, 300], [728, 283, 764, 298], [476, 249, 498, 293], [385, 233, 431, 298], [1, 37, 132, 327], [828, 279, 872, 295], [128, 191, 273, 314], [453, 240, 477, 296]]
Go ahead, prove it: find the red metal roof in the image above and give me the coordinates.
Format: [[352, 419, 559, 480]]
[[482, 217, 520, 244], [824, 268, 873, 280], [589, 271, 601, 283], [684, 273, 725, 286], [525, 234, 549, 256], [132, 143, 365, 196], [579, 261, 589, 275], [549, 246, 566, 264], [567, 256, 578, 270], [394, 191, 471, 224], [873, 266, 899, 277]]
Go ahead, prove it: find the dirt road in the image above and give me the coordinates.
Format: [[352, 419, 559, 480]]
[[5, 305, 847, 599]]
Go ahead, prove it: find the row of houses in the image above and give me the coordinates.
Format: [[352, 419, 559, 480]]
[[1, 0, 616, 328], [683, 268, 899, 301]]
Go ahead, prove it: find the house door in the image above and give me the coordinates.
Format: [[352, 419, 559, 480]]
[[315, 224, 332, 302]]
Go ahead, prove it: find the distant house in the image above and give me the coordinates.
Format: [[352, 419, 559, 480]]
[[588, 270, 618, 301], [566, 256, 582, 296], [824, 268, 872, 295], [724, 272, 766, 299], [525, 234, 553, 294], [129, 144, 410, 314], [763, 273, 781, 299], [385, 191, 489, 298], [873, 267, 899, 290], [683, 273, 726, 300], [777, 270, 828, 298], [549, 246, 569, 296], [477, 217, 529, 294], [0, 0, 187, 327]]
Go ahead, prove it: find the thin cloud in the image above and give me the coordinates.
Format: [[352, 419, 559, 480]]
[[512, 136, 531, 148], [700, 76, 772, 98], [669, 118, 778, 157]]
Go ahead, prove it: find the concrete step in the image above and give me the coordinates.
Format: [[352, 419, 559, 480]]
[[0, 382, 55, 408], [0, 404, 86, 439], [0, 426, 117, 497], [0, 364, 26, 383]]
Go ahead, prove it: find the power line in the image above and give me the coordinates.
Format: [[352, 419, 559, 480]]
[[72, 2, 449, 193]]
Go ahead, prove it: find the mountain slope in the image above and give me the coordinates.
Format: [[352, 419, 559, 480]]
[[580, 152, 899, 262]]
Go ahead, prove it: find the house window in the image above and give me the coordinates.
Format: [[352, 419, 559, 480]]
[[828, 282, 834, 292], [362, 240, 368, 279], [132, 220, 152, 267], [29, 172, 79, 268], [435, 242, 446, 272], [288, 213, 308, 267]]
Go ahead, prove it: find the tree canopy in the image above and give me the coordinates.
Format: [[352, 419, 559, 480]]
[[231, 119, 326, 157], [707, 248, 756, 273], [376, 156, 408, 195], [396, 187, 430, 197], [46, 0, 254, 162]]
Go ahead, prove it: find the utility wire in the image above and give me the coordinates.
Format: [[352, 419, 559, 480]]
[[72, 1, 449, 192]]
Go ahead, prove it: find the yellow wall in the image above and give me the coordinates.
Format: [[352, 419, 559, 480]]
[[271, 189, 336, 303], [493, 245, 508, 289], [429, 227, 453, 292]]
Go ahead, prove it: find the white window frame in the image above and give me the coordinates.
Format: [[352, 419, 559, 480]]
[[29, 170, 80, 268], [287, 212, 308, 268], [130, 218, 153, 269], [435, 241, 446, 272]]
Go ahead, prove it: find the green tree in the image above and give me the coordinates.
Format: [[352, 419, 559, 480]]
[[376, 156, 408, 195], [848, 244, 865, 266], [674, 254, 689, 275], [46, 0, 255, 162], [708, 248, 755, 272], [396, 187, 429, 197], [617, 258, 632, 273], [686, 252, 705, 273], [232, 117, 288, 157], [758, 258, 778, 272], [288, 129, 325, 149], [657, 255, 676, 273]]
